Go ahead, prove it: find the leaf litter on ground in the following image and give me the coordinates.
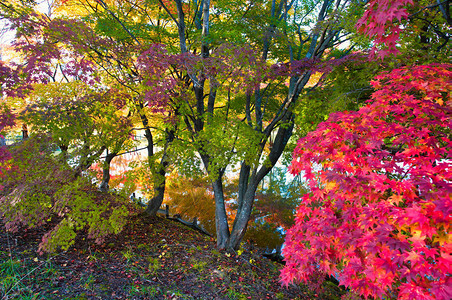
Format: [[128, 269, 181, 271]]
[[0, 213, 344, 299]]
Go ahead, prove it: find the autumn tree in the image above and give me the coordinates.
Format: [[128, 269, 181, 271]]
[[0, 57, 132, 254], [0, 134, 131, 253], [22, 81, 132, 175], [52, 0, 178, 215], [0, 105, 15, 187], [280, 2, 451, 297], [35, 1, 352, 250], [281, 64, 452, 299], [157, 0, 390, 250], [1, 0, 175, 214], [0, 1, 135, 252]]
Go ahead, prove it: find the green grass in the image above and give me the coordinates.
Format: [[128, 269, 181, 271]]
[[0, 255, 60, 299]]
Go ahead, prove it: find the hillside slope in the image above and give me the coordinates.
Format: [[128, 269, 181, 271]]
[[1, 213, 343, 299]]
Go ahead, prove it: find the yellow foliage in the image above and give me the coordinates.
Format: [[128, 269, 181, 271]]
[[53, 0, 105, 17], [433, 232, 451, 246], [325, 180, 336, 191]]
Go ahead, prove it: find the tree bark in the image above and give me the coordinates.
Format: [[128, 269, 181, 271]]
[[174, 0, 188, 53], [99, 151, 117, 192], [201, 0, 210, 58], [58, 144, 69, 161], [22, 124, 28, 140], [227, 180, 259, 250], [227, 118, 295, 250], [212, 175, 230, 249], [145, 129, 175, 216], [145, 165, 166, 216]]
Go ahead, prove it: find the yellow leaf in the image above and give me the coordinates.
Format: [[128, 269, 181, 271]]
[[325, 181, 336, 191], [388, 194, 403, 205], [433, 233, 451, 246]]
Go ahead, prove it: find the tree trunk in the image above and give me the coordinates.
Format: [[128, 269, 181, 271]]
[[22, 124, 28, 140], [212, 176, 230, 249], [137, 101, 170, 217], [145, 129, 175, 217], [99, 151, 117, 192], [227, 179, 259, 250], [236, 163, 250, 213], [58, 144, 69, 161], [145, 164, 166, 216], [225, 118, 295, 250], [137, 102, 159, 215]]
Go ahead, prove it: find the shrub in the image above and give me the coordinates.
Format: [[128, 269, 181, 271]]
[[0, 135, 131, 253], [281, 64, 452, 300]]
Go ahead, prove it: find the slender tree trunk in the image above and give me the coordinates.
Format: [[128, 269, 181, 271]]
[[22, 124, 28, 140], [58, 144, 69, 161], [174, 0, 188, 53], [198, 152, 230, 249], [145, 165, 166, 216], [136, 101, 160, 216], [212, 176, 230, 249], [99, 151, 117, 192], [137, 99, 173, 217], [226, 117, 295, 250], [237, 163, 250, 213], [145, 129, 175, 216], [201, 0, 210, 58]]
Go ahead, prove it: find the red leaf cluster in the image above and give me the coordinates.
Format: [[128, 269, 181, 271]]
[[281, 64, 452, 299], [137, 44, 177, 113], [0, 12, 101, 96], [356, 0, 414, 59]]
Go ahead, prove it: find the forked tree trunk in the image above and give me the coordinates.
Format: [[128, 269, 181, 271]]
[[221, 118, 295, 250], [169, 0, 334, 251], [227, 180, 259, 250]]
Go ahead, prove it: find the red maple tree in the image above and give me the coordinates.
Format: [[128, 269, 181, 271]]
[[281, 64, 452, 299]]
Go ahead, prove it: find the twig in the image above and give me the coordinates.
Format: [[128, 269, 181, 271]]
[[98, 146, 148, 159]]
